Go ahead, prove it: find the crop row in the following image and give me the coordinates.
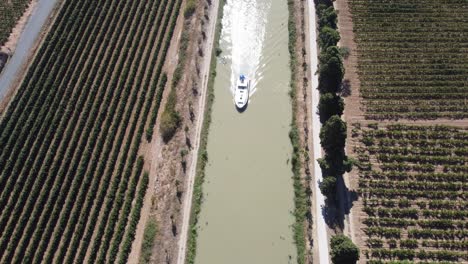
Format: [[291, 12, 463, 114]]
[[0, 0, 101, 258], [353, 123, 467, 263], [1, 0, 142, 262], [50, 1, 160, 263], [89, 0, 181, 261], [0, 0, 182, 262], [349, 0, 468, 120]]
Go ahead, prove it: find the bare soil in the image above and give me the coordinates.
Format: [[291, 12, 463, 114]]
[[334, 0, 363, 125], [128, 2, 217, 263], [333, 0, 390, 262], [65, 1, 165, 261], [334, 0, 468, 263], [127, 10, 186, 263]]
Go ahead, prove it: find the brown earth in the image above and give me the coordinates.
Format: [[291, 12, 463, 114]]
[[334, 0, 362, 244], [128, 1, 217, 263], [292, 0, 316, 263], [65, 1, 169, 261], [334, 0, 468, 262], [126, 3, 187, 263], [126, 5, 186, 263], [32, 0, 138, 259]]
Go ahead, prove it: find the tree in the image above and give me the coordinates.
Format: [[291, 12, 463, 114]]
[[318, 153, 354, 178], [331, 235, 360, 264], [318, 5, 338, 29], [318, 93, 344, 123], [319, 176, 337, 198], [320, 115, 347, 155], [318, 46, 344, 94], [319, 26, 340, 50]]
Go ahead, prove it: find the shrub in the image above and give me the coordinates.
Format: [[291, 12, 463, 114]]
[[318, 93, 344, 123], [184, 0, 196, 18], [319, 26, 340, 50], [320, 115, 347, 155], [318, 5, 337, 28], [339, 47, 350, 60], [318, 46, 344, 94], [140, 218, 157, 264], [319, 176, 337, 198], [215, 47, 222, 57], [331, 235, 360, 264]]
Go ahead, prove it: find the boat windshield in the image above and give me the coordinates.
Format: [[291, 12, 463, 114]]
[[237, 85, 246, 89]]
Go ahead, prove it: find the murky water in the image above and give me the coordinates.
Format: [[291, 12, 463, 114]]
[[0, 0, 59, 101], [194, 0, 296, 263]]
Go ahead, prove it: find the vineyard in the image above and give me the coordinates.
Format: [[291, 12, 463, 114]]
[[0, 0, 30, 46], [0, 0, 181, 262], [352, 123, 467, 263], [349, 0, 468, 120]]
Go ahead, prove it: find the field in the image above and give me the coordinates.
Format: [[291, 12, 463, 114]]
[[352, 124, 467, 263], [350, 0, 468, 120], [0, 0, 181, 263], [340, 0, 468, 262], [0, 0, 30, 46]]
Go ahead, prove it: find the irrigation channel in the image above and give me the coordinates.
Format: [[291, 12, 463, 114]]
[[0, 0, 59, 101], [194, 0, 297, 263]]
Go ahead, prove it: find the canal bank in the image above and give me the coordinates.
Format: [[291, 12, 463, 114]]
[[193, 0, 297, 263]]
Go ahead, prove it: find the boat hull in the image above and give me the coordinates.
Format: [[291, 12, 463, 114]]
[[234, 78, 250, 111]]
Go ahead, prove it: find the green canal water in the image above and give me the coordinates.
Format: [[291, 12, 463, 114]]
[[194, 0, 296, 263]]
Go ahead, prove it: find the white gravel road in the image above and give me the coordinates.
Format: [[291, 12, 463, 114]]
[[307, 0, 331, 263]]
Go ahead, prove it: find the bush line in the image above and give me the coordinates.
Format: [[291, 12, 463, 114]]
[[314, 0, 359, 262]]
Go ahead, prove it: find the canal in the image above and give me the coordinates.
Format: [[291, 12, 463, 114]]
[[194, 0, 296, 263], [0, 0, 59, 101]]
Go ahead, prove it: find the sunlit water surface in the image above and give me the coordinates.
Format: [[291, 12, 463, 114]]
[[194, 0, 296, 263]]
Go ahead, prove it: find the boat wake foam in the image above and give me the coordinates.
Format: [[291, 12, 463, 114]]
[[221, 0, 270, 98]]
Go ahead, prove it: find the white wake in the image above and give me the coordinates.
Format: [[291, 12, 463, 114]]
[[221, 0, 270, 97]]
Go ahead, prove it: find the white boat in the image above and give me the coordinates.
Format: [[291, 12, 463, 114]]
[[234, 74, 250, 110]]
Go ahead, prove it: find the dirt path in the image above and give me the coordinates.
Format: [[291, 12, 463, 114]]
[[306, 0, 331, 263], [175, 1, 219, 263], [126, 2, 188, 262]]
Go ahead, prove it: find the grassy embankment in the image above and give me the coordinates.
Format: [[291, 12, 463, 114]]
[[139, 216, 157, 264], [287, 0, 309, 263], [159, 0, 198, 143], [139, 0, 202, 262], [185, 0, 225, 263]]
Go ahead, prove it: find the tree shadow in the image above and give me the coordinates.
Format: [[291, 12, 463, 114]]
[[339, 79, 351, 97], [335, 175, 358, 229], [321, 175, 358, 229], [0, 52, 9, 73]]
